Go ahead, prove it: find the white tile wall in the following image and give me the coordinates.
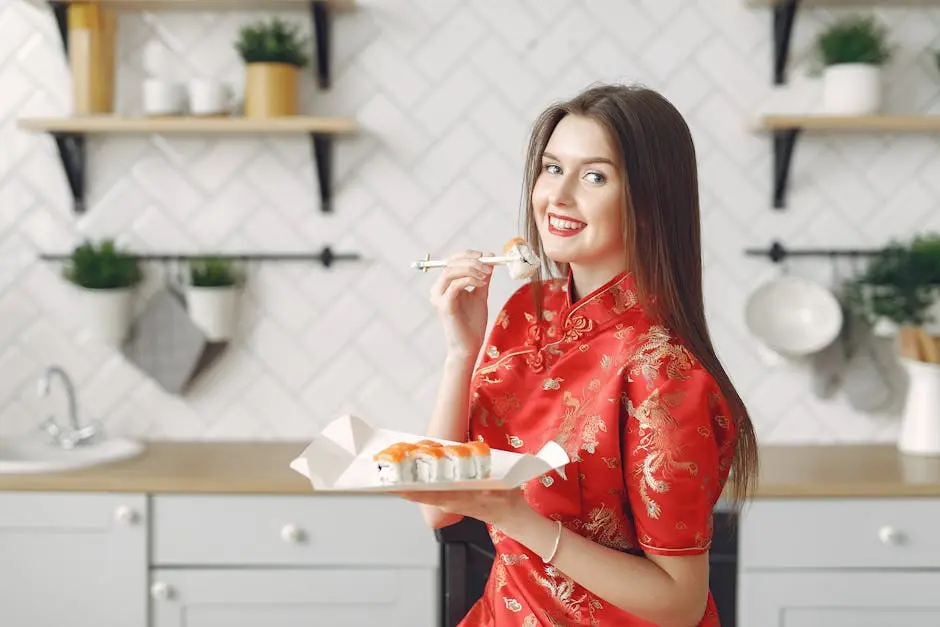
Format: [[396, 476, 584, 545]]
[[1, 0, 940, 444]]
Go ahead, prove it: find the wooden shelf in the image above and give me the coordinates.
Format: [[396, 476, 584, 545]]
[[18, 115, 358, 135], [26, 0, 354, 11], [757, 115, 940, 209], [18, 116, 357, 215], [29, 0, 352, 89], [748, 0, 940, 86], [759, 114, 940, 132], [747, 0, 940, 6]]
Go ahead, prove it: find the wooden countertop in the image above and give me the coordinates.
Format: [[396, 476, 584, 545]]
[[1, 441, 939, 497], [0, 441, 316, 495]]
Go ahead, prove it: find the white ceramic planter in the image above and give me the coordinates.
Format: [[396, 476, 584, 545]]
[[898, 358, 940, 456], [822, 63, 882, 115], [77, 286, 134, 347], [186, 285, 239, 342]]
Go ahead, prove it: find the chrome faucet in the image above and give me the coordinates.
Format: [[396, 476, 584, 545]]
[[37, 365, 100, 449]]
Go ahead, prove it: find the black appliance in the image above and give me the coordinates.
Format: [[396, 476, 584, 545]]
[[435, 510, 738, 627]]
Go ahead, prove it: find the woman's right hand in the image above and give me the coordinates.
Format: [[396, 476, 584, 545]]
[[429, 250, 494, 360]]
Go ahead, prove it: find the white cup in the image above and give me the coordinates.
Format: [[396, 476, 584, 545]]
[[142, 79, 185, 116], [188, 79, 234, 116]]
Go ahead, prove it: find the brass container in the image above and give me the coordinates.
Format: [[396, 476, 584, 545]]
[[244, 62, 299, 118], [68, 2, 117, 115]]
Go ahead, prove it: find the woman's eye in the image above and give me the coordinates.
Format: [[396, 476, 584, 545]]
[[585, 171, 606, 184], [543, 163, 561, 175]]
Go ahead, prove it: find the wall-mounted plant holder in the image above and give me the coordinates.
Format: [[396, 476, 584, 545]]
[[42, 244, 362, 393]]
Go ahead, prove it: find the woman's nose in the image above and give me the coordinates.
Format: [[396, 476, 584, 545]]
[[549, 175, 575, 207]]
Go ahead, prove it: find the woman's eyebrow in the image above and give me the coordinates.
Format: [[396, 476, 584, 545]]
[[542, 151, 615, 166]]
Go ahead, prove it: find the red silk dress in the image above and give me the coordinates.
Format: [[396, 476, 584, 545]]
[[460, 271, 736, 627]]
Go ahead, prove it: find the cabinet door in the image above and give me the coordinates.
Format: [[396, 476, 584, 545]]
[[150, 568, 438, 627], [0, 492, 148, 627], [739, 571, 940, 627]]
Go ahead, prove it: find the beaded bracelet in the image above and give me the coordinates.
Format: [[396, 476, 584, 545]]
[[543, 520, 563, 563]]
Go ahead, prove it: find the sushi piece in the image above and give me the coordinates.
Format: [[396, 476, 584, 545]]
[[502, 237, 539, 280], [373, 444, 416, 485], [413, 443, 448, 482], [442, 444, 476, 480], [466, 440, 492, 479]]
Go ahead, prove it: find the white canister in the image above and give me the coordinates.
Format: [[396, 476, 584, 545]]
[[821, 63, 882, 115], [142, 78, 185, 116], [187, 79, 234, 116], [898, 358, 940, 456], [186, 286, 240, 342]]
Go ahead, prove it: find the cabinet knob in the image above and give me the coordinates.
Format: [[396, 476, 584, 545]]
[[878, 525, 904, 545], [114, 505, 140, 525], [150, 581, 175, 601], [280, 523, 306, 544]]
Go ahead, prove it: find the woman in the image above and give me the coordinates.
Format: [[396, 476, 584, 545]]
[[402, 83, 759, 627]]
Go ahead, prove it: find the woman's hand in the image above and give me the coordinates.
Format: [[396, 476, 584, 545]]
[[397, 488, 532, 529], [429, 250, 494, 359]]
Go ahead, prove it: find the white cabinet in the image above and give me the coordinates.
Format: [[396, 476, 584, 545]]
[[149, 494, 439, 627], [149, 568, 437, 627], [0, 492, 148, 627], [0, 491, 440, 627], [738, 498, 940, 627]]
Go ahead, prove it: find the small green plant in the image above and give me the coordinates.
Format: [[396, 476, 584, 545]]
[[234, 17, 310, 67], [63, 239, 142, 290], [189, 257, 243, 288], [817, 15, 892, 66], [846, 233, 940, 326]]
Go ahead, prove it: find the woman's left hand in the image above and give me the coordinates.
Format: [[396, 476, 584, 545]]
[[396, 488, 532, 528]]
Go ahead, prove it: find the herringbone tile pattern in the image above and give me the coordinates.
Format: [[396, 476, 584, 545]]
[[1, 0, 939, 443]]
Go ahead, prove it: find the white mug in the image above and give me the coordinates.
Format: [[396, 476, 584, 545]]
[[188, 79, 234, 116], [142, 78, 184, 116]]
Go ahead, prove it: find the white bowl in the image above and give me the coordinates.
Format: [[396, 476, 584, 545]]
[[744, 275, 843, 357]]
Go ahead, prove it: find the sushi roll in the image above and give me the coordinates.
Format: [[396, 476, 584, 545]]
[[415, 439, 443, 448], [443, 444, 476, 480], [373, 444, 416, 485], [466, 440, 492, 479], [413, 443, 448, 482]]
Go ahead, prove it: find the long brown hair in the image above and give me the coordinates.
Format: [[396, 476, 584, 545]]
[[520, 83, 758, 507]]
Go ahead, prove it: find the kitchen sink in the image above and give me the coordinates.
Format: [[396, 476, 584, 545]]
[[0, 435, 145, 474]]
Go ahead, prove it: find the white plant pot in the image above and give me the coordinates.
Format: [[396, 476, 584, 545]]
[[822, 63, 882, 115], [186, 285, 240, 342], [898, 358, 940, 456], [77, 286, 134, 347]]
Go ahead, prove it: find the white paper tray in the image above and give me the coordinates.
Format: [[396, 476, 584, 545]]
[[290, 414, 570, 492]]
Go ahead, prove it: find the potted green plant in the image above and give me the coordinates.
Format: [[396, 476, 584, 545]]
[[62, 238, 142, 346], [234, 17, 309, 118], [186, 257, 244, 342], [816, 15, 892, 114], [847, 233, 940, 335]]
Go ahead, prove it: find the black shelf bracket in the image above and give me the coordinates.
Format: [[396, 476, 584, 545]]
[[52, 132, 87, 214], [745, 240, 882, 264], [48, 0, 69, 55], [310, 132, 333, 213], [772, 128, 801, 209], [310, 0, 332, 89], [40, 245, 362, 269], [773, 0, 800, 85]]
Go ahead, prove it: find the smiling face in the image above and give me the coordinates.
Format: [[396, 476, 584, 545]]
[[531, 114, 627, 289]]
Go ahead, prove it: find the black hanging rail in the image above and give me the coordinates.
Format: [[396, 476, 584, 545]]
[[744, 240, 883, 264], [39, 246, 361, 269]]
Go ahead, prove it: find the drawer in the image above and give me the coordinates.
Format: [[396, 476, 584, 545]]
[[152, 494, 439, 568], [739, 498, 940, 570]]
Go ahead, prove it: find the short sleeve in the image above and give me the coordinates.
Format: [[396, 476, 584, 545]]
[[623, 367, 727, 556]]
